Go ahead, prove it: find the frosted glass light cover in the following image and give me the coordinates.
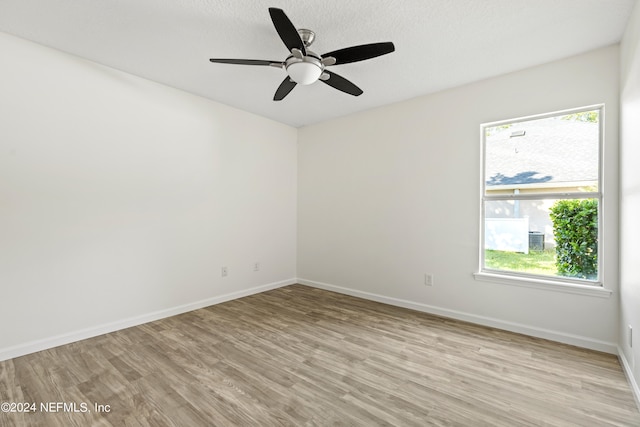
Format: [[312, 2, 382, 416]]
[[287, 62, 322, 85]]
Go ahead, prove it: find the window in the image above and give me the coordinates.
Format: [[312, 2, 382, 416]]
[[479, 106, 602, 286]]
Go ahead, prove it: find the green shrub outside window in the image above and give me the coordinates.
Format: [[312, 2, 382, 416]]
[[549, 199, 598, 280]]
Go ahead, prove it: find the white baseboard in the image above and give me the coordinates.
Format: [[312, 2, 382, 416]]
[[618, 346, 640, 412], [297, 278, 618, 354], [0, 278, 296, 362]]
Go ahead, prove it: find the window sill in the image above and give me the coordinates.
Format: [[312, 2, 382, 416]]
[[473, 271, 613, 298]]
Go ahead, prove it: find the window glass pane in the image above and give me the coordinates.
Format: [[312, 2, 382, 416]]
[[484, 198, 598, 281], [485, 110, 599, 194]]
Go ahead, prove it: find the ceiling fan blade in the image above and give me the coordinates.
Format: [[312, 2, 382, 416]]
[[322, 42, 395, 65], [274, 77, 297, 101], [209, 58, 283, 67], [320, 71, 363, 96], [268, 8, 306, 55]]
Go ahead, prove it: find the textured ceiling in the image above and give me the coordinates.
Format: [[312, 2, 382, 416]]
[[0, 0, 636, 127]]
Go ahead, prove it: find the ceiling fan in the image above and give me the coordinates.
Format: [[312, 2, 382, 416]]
[[209, 7, 395, 101]]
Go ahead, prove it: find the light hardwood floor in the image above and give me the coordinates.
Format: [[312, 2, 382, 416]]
[[1, 284, 639, 426]]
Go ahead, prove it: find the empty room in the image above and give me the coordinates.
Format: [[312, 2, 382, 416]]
[[1, 1, 640, 425]]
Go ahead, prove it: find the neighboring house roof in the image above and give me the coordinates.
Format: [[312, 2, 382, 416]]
[[485, 118, 599, 188]]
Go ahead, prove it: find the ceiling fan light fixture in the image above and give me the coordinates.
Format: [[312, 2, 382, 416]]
[[209, 8, 395, 100], [286, 60, 323, 85]]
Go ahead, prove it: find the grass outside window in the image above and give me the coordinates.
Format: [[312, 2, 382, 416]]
[[484, 249, 557, 276]]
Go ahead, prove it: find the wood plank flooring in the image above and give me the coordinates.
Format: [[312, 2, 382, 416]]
[[1, 284, 639, 426]]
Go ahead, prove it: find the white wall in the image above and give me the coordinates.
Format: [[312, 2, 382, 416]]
[[298, 46, 620, 352], [0, 32, 297, 359], [620, 0, 640, 406]]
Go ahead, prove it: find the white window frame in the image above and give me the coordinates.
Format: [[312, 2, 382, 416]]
[[474, 105, 611, 297]]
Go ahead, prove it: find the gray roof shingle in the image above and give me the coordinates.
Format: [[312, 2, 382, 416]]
[[485, 117, 599, 188]]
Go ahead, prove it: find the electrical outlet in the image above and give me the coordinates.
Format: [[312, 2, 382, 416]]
[[424, 274, 433, 286], [629, 325, 633, 348], [253, 262, 260, 272], [221, 266, 228, 277]]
